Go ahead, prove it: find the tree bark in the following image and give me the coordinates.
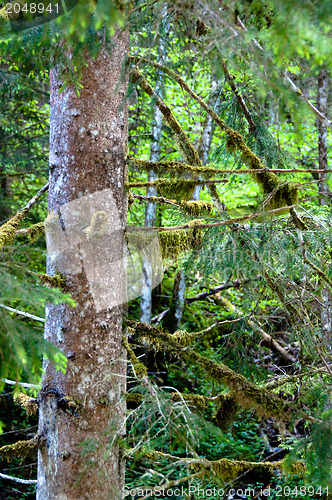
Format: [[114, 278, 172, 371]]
[[37, 32, 128, 500]]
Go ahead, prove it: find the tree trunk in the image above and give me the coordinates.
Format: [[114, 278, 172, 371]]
[[140, 10, 169, 324], [164, 76, 221, 331], [317, 68, 330, 206], [37, 32, 128, 500]]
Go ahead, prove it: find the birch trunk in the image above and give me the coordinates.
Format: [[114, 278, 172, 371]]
[[317, 69, 329, 206], [166, 77, 221, 331], [140, 12, 169, 324], [37, 32, 128, 500]]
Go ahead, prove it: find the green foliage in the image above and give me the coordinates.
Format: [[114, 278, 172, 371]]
[[0, 265, 71, 388]]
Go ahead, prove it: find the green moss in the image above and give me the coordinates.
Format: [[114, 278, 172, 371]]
[[215, 393, 239, 431], [0, 210, 25, 251], [171, 392, 207, 411], [27, 221, 45, 242], [126, 178, 201, 201], [39, 272, 66, 289], [122, 337, 148, 378], [0, 437, 38, 462], [14, 393, 38, 417], [128, 157, 224, 177], [160, 220, 204, 259], [129, 320, 292, 419], [179, 200, 214, 217], [126, 393, 143, 404], [193, 458, 280, 482]]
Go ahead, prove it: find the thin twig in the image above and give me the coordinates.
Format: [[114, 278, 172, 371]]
[[0, 303, 45, 323]]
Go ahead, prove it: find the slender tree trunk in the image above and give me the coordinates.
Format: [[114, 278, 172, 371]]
[[139, 84, 163, 324], [140, 12, 169, 324], [316, 69, 332, 351], [37, 32, 128, 500], [317, 68, 330, 206], [165, 77, 221, 332]]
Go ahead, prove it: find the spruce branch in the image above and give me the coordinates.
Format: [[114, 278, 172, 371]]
[[219, 58, 256, 131], [235, 17, 332, 129], [126, 204, 296, 232], [128, 321, 294, 418], [129, 58, 299, 208], [130, 67, 226, 213]]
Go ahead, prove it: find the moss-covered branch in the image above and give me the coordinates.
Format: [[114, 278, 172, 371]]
[[128, 321, 294, 419], [126, 178, 227, 201], [130, 67, 226, 213], [128, 157, 225, 176], [130, 58, 299, 208], [126, 448, 305, 482], [16, 221, 45, 241], [0, 183, 49, 251], [122, 337, 148, 378], [0, 435, 44, 462], [130, 193, 215, 216], [14, 393, 38, 416]]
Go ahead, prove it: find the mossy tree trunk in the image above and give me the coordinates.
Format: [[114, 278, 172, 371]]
[[37, 32, 128, 500]]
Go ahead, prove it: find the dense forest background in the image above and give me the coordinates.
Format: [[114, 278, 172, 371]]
[[0, 0, 331, 498]]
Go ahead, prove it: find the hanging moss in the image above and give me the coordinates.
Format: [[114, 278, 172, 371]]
[[0, 437, 39, 462], [179, 200, 214, 217], [159, 219, 204, 259], [39, 272, 66, 289], [27, 221, 45, 242], [14, 393, 38, 417], [171, 392, 207, 411], [129, 320, 293, 419], [0, 210, 25, 251], [214, 393, 239, 431], [126, 178, 201, 201]]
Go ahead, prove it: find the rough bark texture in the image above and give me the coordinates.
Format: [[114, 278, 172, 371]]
[[37, 32, 128, 500]]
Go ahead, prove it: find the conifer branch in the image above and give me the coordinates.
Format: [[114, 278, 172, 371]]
[[127, 449, 303, 483], [235, 17, 332, 129], [130, 157, 332, 175], [0, 183, 48, 250], [130, 58, 299, 208], [127, 204, 296, 232], [130, 67, 227, 213], [129, 321, 294, 418], [219, 58, 256, 131], [185, 279, 248, 302]]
